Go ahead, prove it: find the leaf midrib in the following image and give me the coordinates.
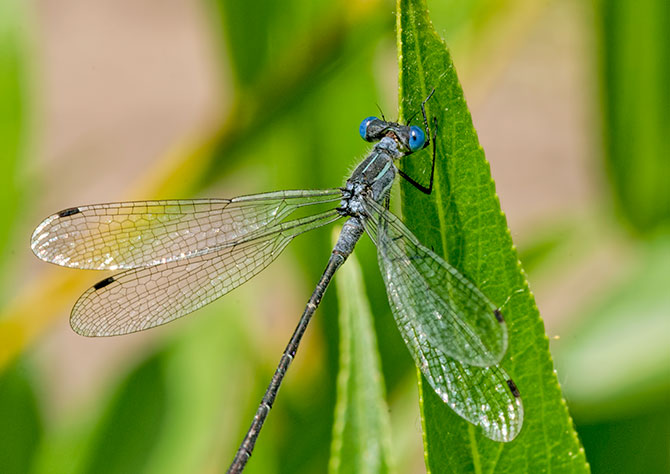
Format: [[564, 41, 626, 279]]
[[403, 3, 491, 470]]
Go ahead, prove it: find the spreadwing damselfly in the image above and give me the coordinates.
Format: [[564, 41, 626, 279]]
[[31, 93, 523, 472]]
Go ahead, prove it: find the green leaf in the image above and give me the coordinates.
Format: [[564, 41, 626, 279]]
[[396, 0, 589, 472], [140, 302, 260, 474], [576, 407, 670, 474], [79, 353, 168, 474], [211, 0, 329, 90], [29, 356, 169, 474], [330, 234, 393, 474], [597, 0, 670, 233], [0, 0, 30, 292], [196, 0, 387, 192], [0, 361, 42, 474]]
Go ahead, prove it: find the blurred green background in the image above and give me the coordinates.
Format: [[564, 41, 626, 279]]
[[0, 0, 668, 473]]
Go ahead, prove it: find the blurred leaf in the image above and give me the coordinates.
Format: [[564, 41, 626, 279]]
[[397, 0, 589, 471], [201, 0, 387, 184], [142, 303, 255, 474], [211, 0, 328, 89], [0, 6, 37, 473], [576, 405, 670, 474], [0, 0, 29, 290], [555, 236, 670, 422], [517, 224, 576, 274], [597, 0, 670, 233], [79, 353, 168, 474], [212, 0, 281, 87], [516, 215, 600, 278], [0, 361, 42, 474], [32, 411, 95, 474], [330, 237, 392, 474], [31, 303, 257, 474]]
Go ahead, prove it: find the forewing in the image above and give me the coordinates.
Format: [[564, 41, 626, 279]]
[[31, 189, 342, 270], [71, 209, 341, 336], [362, 197, 507, 367]]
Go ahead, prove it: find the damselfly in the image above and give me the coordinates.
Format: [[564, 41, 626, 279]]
[[31, 93, 523, 473]]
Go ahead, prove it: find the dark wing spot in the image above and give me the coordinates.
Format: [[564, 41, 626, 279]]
[[93, 277, 115, 290], [494, 308, 504, 323], [506, 379, 521, 398], [58, 207, 81, 218]]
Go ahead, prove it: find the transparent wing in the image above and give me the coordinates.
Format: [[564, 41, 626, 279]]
[[414, 335, 523, 442], [361, 197, 522, 441], [362, 196, 507, 367], [31, 189, 342, 270], [71, 209, 342, 336]]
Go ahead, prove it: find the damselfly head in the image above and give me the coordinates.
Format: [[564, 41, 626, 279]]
[[358, 117, 426, 154]]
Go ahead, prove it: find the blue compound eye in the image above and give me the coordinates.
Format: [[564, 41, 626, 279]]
[[409, 126, 426, 151], [359, 116, 377, 141]]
